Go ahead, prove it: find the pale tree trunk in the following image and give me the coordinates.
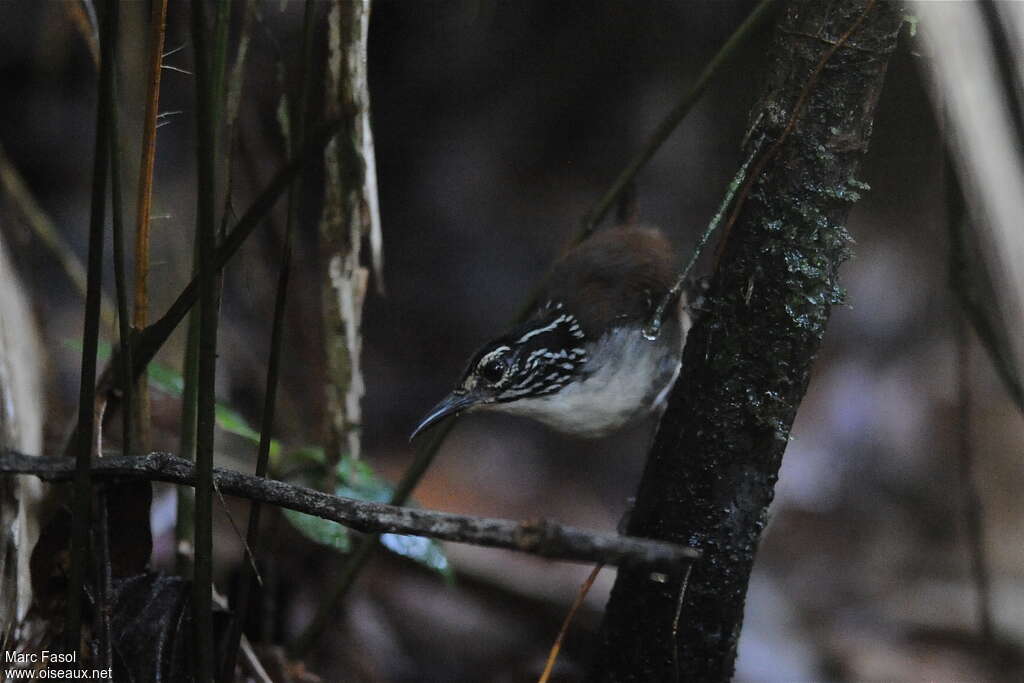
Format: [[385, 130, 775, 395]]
[[0, 227, 44, 642]]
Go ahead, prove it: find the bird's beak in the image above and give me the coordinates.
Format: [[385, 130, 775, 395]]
[[410, 390, 478, 441]]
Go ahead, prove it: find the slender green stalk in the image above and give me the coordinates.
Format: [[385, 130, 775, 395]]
[[59, 116, 346, 463], [222, 2, 317, 678], [176, 303, 199, 575], [190, 0, 220, 678], [289, 421, 451, 657], [101, 66, 129, 674], [110, 78, 132, 457], [211, 0, 231, 125], [580, 0, 779, 237], [179, 0, 232, 581], [66, 0, 117, 657]]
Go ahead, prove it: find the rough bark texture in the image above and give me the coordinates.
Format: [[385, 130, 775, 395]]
[[0, 451, 699, 570], [321, 0, 381, 463], [591, 2, 903, 680], [0, 229, 43, 640]]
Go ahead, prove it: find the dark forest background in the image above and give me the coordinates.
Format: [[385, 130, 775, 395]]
[[0, 1, 1019, 680]]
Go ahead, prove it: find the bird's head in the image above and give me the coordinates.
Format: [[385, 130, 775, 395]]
[[411, 305, 588, 440]]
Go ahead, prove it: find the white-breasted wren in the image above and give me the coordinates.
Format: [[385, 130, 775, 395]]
[[412, 225, 691, 440]]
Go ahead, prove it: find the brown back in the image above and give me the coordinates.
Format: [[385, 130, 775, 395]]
[[542, 226, 677, 337]]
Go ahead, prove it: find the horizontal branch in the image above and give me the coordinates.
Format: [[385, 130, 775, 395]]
[[0, 451, 700, 570]]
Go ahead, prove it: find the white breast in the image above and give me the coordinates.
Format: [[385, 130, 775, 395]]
[[490, 324, 683, 438]]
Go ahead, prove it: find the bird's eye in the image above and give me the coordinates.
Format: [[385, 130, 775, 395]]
[[479, 357, 507, 384]]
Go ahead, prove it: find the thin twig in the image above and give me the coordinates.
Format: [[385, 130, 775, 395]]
[[66, 0, 117, 655], [955, 315, 995, 650], [579, 0, 780, 237], [212, 476, 262, 585], [218, 0, 255, 244], [538, 564, 603, 683], [643, 133, 765, 339], [0, 451, 702, 570], [67, 0, 100, 68], [0, 142, 116, 325], [162, 64, 193, 76], [163, 43, 187, 59], [238, 636, 273, 683], [670, 562, 694, 683]]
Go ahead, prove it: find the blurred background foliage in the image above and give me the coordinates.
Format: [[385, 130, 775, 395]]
[[0, 0, 1021, 680]]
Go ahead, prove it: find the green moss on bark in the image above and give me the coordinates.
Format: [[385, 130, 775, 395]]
[[591, 2, 904, 680]]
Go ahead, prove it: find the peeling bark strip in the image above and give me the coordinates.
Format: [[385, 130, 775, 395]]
[[321, 0, 382, 462], [592, 2, 903, 680]]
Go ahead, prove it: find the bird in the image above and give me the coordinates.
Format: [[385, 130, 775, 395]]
[[411, 225, 693, 441]]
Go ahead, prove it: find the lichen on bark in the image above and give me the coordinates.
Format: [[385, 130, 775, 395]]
[[591, 2, 904, 680], [321, 0, 382, 464]]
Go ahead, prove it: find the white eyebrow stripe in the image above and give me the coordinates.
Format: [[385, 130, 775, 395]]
[[515, 315, 569, 344], [516, 315, 581, 348]]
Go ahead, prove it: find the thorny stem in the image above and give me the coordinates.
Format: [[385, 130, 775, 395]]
[[131, 0, 168, 453]]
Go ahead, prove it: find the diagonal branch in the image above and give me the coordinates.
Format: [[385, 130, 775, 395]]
[[0, 450, 700, 571], [61, 117, 344, 459]]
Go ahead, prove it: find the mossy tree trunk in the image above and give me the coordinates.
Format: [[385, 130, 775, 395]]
[[591, 1, 904, 680]]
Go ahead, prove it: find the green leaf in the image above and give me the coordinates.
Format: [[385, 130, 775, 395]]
[[380, 533, 454, 583], [68, 338, 283, 459], [282, 509, 350, 552], [145, 359, 186, 395], [336, 455, 393, 503], [69, 338, 453, 579], [214, 403, 260, 443], [278, 447, 454, 580]]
